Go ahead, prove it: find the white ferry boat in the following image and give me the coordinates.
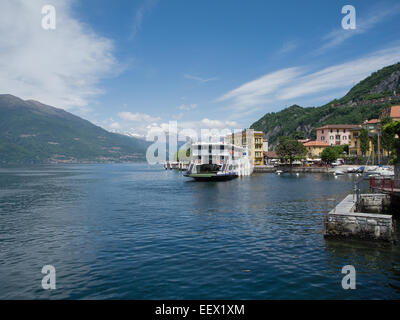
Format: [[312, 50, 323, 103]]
[[184, 142, 253, 181]]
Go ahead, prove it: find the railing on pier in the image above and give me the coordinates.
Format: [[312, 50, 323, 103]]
[[369, 177, 400, 194]]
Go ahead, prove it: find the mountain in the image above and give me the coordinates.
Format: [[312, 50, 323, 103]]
[[0, 94, 150, 164], [250, 62, 400, 147]]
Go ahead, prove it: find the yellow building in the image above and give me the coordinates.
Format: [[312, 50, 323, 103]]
[[349, 121, 390, 158], [349, 127, 362, 156], [303, 140, 330, 158], [226, 129, 264, 166]]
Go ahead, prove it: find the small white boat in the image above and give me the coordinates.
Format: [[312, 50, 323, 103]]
[[334, 170, 344, 176], [276, 170, 283, 175]]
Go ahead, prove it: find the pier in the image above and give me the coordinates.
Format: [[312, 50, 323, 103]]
[[324, 194, 396, 243]]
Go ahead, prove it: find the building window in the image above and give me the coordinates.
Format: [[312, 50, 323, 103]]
[[322, 130, 324, 134], [344, 129, 346, 133], [321, 136, 325, 140], [336, 135, 340, 140], [330, 136, 334, 140], [343, 136, 347, 140], [337, 129, 340, 133], [220, 145, 225, 150], [330, 129, 333, 133]]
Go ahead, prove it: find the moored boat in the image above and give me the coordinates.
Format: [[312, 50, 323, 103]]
[[184, 141, 252, 181]]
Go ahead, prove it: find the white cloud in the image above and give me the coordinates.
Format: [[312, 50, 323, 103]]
[[0, 0, 118, 110], [279, 46, 400, 101], [200, 118, 239, 129], [118, 111, 161, 122], [109, 122, 121, 130], [120, 118, 241, 141], [177, 103, 197, 111], [172, 112, 184, 120], [184, 74, 218, 83], [217, 67, 302, 109], [317, 4, 400, 53], [130, 0, 157, 39], [278, 40, 298, 55], [217, 46, 400, 112]]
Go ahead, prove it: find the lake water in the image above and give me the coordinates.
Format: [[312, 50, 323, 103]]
[[0, 163, 399, 299]]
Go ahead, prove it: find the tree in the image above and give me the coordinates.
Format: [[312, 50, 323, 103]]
[[360, 127, 370, 156], [292, 131, 306, 140], [381, 116, 395, 153], [383, 121, 400, 163], [276, 137, 307, 165], [331, 145, 348, 156], [321, 147, 339, 164]]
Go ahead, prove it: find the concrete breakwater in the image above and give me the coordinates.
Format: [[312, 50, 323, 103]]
[[324, 194, 396, 243]]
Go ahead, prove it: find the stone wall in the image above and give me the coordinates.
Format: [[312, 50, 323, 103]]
[[324, 194, 395, 243], [358, 194, 391, 213]]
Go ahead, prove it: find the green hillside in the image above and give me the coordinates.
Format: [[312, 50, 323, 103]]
[[0, 94, 149, 164], [251, 62, 400, 147]]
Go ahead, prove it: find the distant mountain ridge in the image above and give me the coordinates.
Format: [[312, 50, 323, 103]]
[[0, 94, 149, 164], [250, 62, 400, 147]]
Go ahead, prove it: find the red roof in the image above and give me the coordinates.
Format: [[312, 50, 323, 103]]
[[264, 151, 277, 158], [390, 106, 400, 118], [365, 119, 380, 124], [303, 141, 330, 147]]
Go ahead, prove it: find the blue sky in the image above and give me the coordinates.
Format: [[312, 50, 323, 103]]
[[1, 0, 400, 137]]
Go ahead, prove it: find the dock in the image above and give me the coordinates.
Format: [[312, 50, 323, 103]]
[[324, 193, 395, 243]]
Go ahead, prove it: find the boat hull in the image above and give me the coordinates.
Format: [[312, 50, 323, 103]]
[[184, 173, 238, 181]]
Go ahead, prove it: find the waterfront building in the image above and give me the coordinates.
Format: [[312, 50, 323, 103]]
[[349, 126, 362, 156], [380, 105, 400, 121], [263, 138, 269, 152], [303, 140, 330, 158], [225, 129, 264, 166], [263, 151, 277, 165], [316, 124, 355, 146], [349, 121, 390, 158], [363, 118, 380, 132]]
